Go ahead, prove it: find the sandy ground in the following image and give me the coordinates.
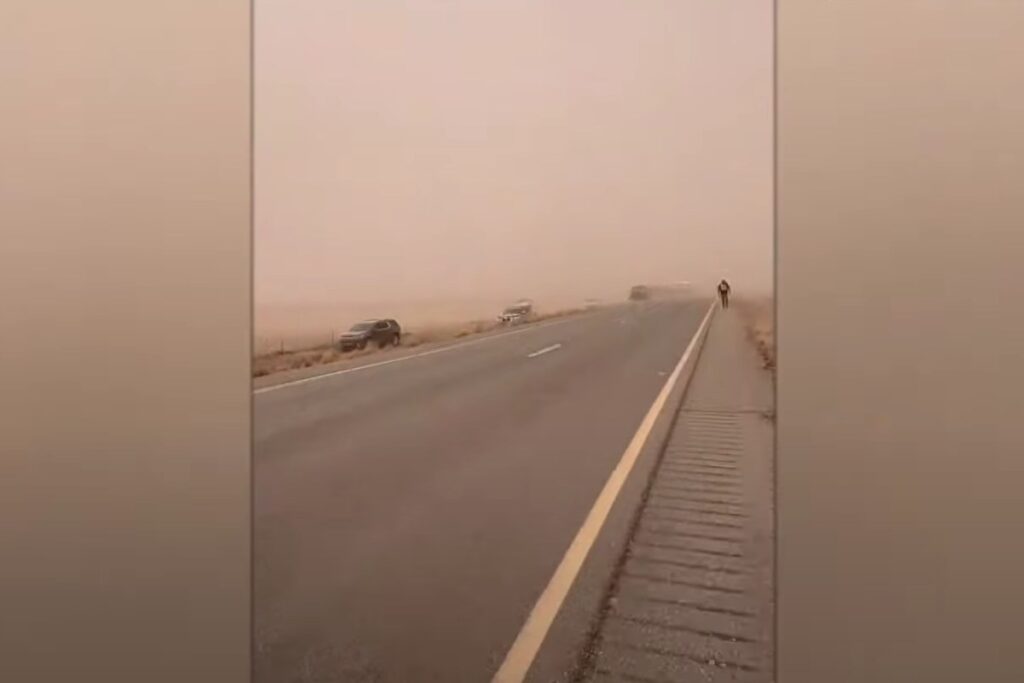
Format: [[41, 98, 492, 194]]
[[734, 296, 775, 370]]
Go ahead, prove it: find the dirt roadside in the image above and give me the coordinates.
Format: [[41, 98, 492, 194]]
[[252, 307, 587, 380], [733, 297, 775, 371]]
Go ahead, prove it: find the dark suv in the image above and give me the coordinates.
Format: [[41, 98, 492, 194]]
[[338, 319, 402, 351]]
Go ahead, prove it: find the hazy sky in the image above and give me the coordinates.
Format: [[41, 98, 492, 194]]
[[256, 1, 772, 305]]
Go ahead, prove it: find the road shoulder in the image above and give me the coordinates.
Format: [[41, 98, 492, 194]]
[[527, 307, 775, 683]]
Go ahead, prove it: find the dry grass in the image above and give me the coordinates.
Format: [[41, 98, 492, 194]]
[[251, 343, 379, 378], [401, 318, 502, 348], [251, 307, 585, 378], [533, 307, 585, 322], [734, 297, 775, 371]]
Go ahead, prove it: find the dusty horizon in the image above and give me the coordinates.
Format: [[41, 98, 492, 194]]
[[256, 1, 772, 315]]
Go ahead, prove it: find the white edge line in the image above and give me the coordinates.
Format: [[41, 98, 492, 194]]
[[527, 343, 562, 359], [490, 301, 717, 683], [254, 316, 582, 395]]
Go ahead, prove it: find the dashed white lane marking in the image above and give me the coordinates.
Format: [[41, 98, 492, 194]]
[[527, 344, 562, 358]]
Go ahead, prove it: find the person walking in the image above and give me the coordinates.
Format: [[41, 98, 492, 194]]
[[717, 279, 732, 308]]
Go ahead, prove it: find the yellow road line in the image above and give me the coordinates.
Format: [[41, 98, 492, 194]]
[[491, 301, 716, 683]]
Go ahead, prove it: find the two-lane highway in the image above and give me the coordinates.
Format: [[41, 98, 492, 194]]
[[254, 300, 709, 683]]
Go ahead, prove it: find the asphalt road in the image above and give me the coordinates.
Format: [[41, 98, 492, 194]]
[[254, 299, 709, 683]]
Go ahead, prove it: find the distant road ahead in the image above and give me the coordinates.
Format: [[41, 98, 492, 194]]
[[254, 300, 708, 683]]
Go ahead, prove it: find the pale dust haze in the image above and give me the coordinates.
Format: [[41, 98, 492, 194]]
[[256, 1, 772, 342]]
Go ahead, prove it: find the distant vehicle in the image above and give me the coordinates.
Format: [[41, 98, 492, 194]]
[[338, 319, 401, 351], [584, 298, 600, 310], [629, 285, 650, 301], [498, 300, 533, 324]]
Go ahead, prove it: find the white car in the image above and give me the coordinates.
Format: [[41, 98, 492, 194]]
[[498, 301, 533, 324]]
